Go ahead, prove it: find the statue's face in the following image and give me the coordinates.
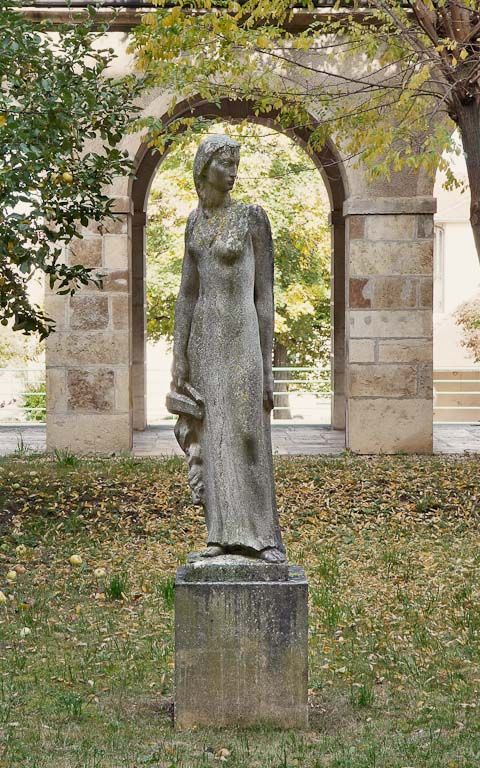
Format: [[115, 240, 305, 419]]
[[205, 152, 239, 193]]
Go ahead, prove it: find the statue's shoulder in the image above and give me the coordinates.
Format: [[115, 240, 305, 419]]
[[185, 207, 200, 237]]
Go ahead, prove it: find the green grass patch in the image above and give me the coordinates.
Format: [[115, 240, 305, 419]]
[[0, 453, 480, 766]]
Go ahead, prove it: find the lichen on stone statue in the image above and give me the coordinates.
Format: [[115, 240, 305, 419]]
[[166, 134, 286, 564]]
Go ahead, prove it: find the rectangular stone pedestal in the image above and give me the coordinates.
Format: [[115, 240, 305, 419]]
[[175, 557, 308, 729]]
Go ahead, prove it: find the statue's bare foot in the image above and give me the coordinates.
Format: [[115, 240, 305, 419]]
[[200, 544, 225, 558], [259, 547, 286, 563]]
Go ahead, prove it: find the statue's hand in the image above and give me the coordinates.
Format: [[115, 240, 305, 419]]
[[263, 372, 274, 413], [172, 356, 189, 391]]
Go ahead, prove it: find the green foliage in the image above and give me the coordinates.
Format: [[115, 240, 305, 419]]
[[53, 448, 80, 468], [147, 123, 331, 366], [0, 336, 15, 364], [0, 2, 140, 338], [21, 379, 46, 423], [131, 0, 480, 258], [455, 293, 480, 363], [156, 575, 175, 609], [106, 573, 129, 601], [0, 324, 43, 366]]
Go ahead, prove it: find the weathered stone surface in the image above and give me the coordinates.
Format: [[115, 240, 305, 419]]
[[109, 196, 133, 214], [348, 215, 365, 240], [344, 197, 437, 216], [132, 362, 146, 390], [350, 241, 433, 276], [349, 363, 417, 397], [366, 214, 416, 241], [349, 310, 432, 338], [93, 269, 128, 293], [348, 398, 433, 453], [184, 553, 289, 582], [350, 278, 418, 310], [419, 278, 433, 308], [47, 331, 129, 366], [133, 394, 147, 431], [78, 220, 103, 236], [79, 271, 129, 294], [331, 393, 346, 430], [67, 368, 114, 412], [104, 234, 129, 270], [349, 339, 376, 363], [44, 295, 66, 330], [114, 367, 130, 413], [417, 215, 434, 239], [373, 277, 417, 309], [70, 296, 109, 330], [175, 565, 308, 729], [417, 363, 433, 397], [132, 276, 144, 306], [168, 134, 284, 559], [378, 339, 433, 363], [332, 370, 345, 395], [102, 270, 129, 293], [349, 278, 371, 308], [46, 413, 132, 453], [103, 215, 128, 235], [46, 368, 66, 413], [68, 237, 102, 268], [111, 295, 130, 329]]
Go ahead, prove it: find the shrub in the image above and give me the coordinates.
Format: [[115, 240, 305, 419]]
[[455, 294, 480, 363], [22, 379, 46, 422]]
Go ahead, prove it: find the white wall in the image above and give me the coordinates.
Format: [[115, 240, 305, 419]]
[[434, 149, 480, 369]]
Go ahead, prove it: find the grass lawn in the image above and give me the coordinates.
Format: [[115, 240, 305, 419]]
[[1, 451, 480, 767]]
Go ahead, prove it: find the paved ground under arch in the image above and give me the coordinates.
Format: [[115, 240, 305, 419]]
[[0, 423, 479, 456]]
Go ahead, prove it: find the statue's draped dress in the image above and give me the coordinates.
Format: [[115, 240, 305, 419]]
[[186, 201, 283, 552]]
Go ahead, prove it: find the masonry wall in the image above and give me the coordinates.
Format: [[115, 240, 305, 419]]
[[45, 198, 132, 453], [42, 31, 437, 455], [345, 198, 435, 453]]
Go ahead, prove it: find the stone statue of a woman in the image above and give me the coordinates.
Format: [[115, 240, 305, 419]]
[[167, 134, 286, 564]]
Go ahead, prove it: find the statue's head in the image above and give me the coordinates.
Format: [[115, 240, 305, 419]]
[[193, 134, 240, 202]]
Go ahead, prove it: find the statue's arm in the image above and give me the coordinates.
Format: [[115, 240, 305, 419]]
[[172, 213, 199, 389], [250, 204, 275, 412]]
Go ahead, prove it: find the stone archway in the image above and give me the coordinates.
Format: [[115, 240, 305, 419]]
[[45, 92, 436, 455], [130, 97, 348, 434]]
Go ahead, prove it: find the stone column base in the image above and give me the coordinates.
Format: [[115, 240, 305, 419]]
[[174, 556, 309, 729]]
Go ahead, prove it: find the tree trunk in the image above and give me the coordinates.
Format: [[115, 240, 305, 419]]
[[273, 341, 291, 420], [457, 99, 480, 263]]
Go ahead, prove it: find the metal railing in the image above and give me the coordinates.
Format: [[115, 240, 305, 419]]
[[0, 368, 46, 423], [146, 365, 332, 422], [1, 366, 479, 424]]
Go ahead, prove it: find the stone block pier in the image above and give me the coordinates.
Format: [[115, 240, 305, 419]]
[[174, 555, 309, 729]]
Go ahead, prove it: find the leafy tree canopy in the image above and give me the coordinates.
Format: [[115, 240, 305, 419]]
[[147, 122, 331, 367], [0, 2, 140, 338], [132, 0, 480, 257]]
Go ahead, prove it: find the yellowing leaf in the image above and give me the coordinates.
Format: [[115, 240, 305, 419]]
[[256, 36, 270, 49]]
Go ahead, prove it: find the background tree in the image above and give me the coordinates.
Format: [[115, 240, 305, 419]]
[[455, 293, 480, 362], [0, 2, 139, 338], [132, 0, 480, 258], [147, 123, 331, 417]]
